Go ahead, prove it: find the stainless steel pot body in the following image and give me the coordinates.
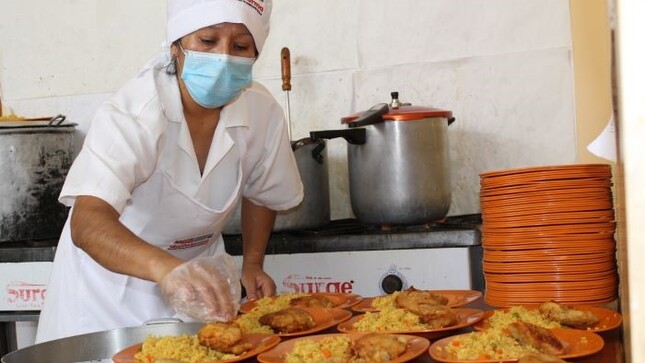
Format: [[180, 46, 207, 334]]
[[274, 139, 330, 231], [347, 117, 451, 225], [1, 321, 202, 363], [0, 124, 75, 242], [223, 138, 330, 234]]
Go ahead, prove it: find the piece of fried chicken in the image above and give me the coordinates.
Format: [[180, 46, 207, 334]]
[[508, 321, 566, 356], [258, 307, 315, 333], [538, 301, 599, 329], [416, 304, 457, 329], [290, 294, 335, 308], [197, 321, 253, 355], [394, 288, 456, 328], [518, 352, 569, 363], [350, 333, 408, 363], [395, 287, 449, 307]]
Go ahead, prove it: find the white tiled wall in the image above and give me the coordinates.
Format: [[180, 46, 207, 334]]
[[0, 0, 576, 219]]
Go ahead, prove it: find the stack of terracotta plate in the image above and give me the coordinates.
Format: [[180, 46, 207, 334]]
[[480, 164, 618, 306]]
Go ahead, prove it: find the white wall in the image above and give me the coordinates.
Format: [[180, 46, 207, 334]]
[[0, 0, 575, 220]]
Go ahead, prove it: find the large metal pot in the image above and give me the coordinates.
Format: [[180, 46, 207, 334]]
[[223, 137, 330, 234], [310, 92, 455, 226], [1, 320, 201, 363], [0, 116, 75, 243], [274, 137, 330, 231]]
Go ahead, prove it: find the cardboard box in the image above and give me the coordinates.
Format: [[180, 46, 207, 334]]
[[0, 262, 52, 311]]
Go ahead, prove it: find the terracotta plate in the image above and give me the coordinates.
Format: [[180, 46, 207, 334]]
[[337, 308, 485, 340], [484, 295, 618, 309], [238, 307, 353, 337], [484, 270, 617, 283], [479, 163, 610, 177], [257, 332, 429, 363], [473, 305, 622, 333], [239, 293, 363, 314], [112, 333, 280, 363], [429, 328, 604, 362], [351, 290, 482, 313]]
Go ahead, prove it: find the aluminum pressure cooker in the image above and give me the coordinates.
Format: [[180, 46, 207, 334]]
[[310, 92, 455, 226]]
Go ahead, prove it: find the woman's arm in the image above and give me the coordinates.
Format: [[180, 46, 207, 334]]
[[70, 195, 183, 283], [240, 197, 277, 299]]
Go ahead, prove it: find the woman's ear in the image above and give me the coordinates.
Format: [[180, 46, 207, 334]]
[[170, 40, 182, 59]]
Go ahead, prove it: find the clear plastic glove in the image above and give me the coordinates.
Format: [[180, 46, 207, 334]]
[[159, 254, 241, 322]]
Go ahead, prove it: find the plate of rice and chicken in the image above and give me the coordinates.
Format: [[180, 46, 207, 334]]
[[112, 321, 281, 363], [351, 287, 482, 313], [472, 301, 622, 333], [428, 320, 604, 362], [240, 292, 363, 313], [256, 332, 430, 363], [234, 306, 353, 337], [337, 307, 485, 340]]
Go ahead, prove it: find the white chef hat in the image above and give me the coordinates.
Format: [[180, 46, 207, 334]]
[[166, 0, 272, 54]]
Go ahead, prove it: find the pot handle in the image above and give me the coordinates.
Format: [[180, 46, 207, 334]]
[[47, 114, 67, 126], [311, 142, 326, 164], [142, 318, 184, 326], [310, 128, 366, 144], [448, 117, 456, 126], [347, 103, 389, 128]]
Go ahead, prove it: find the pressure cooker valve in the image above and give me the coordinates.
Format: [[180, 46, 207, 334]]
[[390, 91, 411, 109]]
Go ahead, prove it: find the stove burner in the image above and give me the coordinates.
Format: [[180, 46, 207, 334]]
[[279, 214, 482, 237], [0, 239, 58, 249]]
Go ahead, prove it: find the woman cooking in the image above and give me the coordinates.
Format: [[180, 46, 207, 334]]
[[35, 0, 303, 343]]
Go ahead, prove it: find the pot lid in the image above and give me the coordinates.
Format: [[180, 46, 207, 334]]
[[0, 114, 76, 129], [341, 92, 452, 125], [341, 105, 453, 124]]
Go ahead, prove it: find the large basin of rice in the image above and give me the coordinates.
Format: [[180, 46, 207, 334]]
[[134, 334, 237, 363]]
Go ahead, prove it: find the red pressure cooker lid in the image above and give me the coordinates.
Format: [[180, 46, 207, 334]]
[[341, 105, 452, 124], [340, 92, 452, 125]]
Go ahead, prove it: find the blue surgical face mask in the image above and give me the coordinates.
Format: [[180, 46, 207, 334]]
[[178, 44, 254, 109]]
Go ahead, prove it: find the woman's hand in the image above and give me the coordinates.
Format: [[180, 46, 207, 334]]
[[241, 262, 276, 300], [159, 255, 241, 322], [240, 198, 277, 300]]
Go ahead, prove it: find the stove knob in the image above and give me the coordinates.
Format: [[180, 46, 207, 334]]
[[381, 274, 404, 294]]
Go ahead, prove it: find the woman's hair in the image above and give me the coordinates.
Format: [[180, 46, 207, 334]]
[[163, 40, 181, 75]]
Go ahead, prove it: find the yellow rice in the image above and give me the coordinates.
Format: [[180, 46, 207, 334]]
[[134, 334, 237, 363], [285, 335, 352, 363], [371, 291, 401, 310], [441, 306, 562, 360], [442, 329, 540, 360], [488, 306, 562, 330], [235, 293, 308, 334], [353, 306, 431, 331]]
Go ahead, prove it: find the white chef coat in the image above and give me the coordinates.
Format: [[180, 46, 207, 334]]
[[35, 53, 303, 343]]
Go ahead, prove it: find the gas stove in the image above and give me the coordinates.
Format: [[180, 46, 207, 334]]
[[223, 214, 482, 255], [223, 214, 484, 297]]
